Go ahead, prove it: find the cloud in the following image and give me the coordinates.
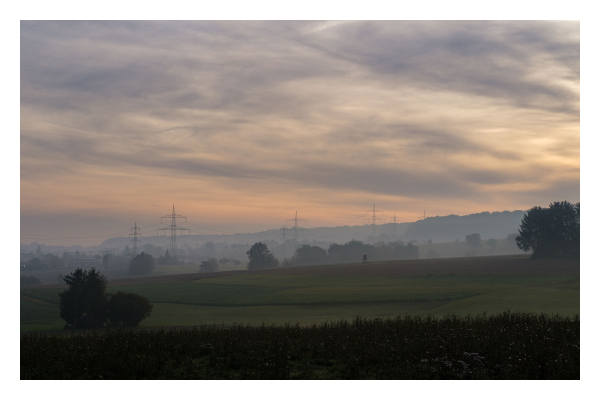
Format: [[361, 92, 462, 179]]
[[20, 21, 580, 234]]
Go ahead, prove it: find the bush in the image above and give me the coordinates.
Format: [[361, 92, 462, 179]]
[[108, 291, 153, 328], [199, 258, 219, 272]]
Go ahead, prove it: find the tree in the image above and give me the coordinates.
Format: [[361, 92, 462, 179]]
[[465, 233, 482, 247], [59, 268, 108, 328], [246, 242, 279, 270], [486, 238, 497, 249], [219, 257, 230, 266], [26, 257, 42, 270], [199, 257, 219, 272], [102, 254, 111, 269], [516, 201, 580, 259], [108, 292, 153, 327], [128, 252, 155, 276], [43, 254, 63, 269], [290, 245, 328, 266]]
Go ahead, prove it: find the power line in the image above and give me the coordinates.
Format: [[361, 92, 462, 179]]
[[129, 222, 141, 256], [286, 211, 309, 241], [20, 232, 131, 239], [157, 205, 190, 260], [390, 213, 399, 236], [279, 226, 290, 259], [181, 221, 234, 235], [363, 204, 384, 237]]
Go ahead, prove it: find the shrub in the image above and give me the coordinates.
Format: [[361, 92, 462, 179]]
[[108, 291, 153, 328], [199, 258, 219, 272]]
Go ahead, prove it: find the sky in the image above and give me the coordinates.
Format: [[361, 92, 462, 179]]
[[20, 21, 580, 246]]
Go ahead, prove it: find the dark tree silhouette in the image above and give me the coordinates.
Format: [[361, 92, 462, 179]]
[[516, 201, 580, 259], [59, 268, 108, 328], [129, 252, 155, 276], [465, 233, 482, 247], [199, 258, 219, 272], [102, 253, 111, 269], [246, 242, 279, 270], [219, 257, 230, 266], [108, 292, 153, 327], [26, 257, 42, 270], [290, 245, 328, 266]]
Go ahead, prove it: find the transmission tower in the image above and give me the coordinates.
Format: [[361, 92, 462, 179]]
[[129, 222, 141, 256], [286, 211, 308, 241], [363, 204, 384, 237], [417, 210, 427, 221], [390, 213, 399, 236], [157, 205, 190, 260]]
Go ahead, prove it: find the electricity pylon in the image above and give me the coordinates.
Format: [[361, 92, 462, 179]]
[[129, 222, 141, 256], [286, 211, 308, 241], [390, 213, 399, 236], [417, 210, 427, 220], [364, 204, 384, 237], [157, 205, 190, 260]]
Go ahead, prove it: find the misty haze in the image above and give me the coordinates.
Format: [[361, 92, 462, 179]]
[[20, 20, 580, 381]]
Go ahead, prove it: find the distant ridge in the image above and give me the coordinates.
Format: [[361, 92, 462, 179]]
[[97, 210, 525, 248], [404, 210, 525, 243]]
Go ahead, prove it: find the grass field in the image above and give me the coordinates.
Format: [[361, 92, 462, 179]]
[[20, 255, 579, 331]]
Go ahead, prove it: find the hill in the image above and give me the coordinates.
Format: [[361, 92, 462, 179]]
[[404, 210, 525, 243], [21, 255, 579, 331], [97, 210, 524, 249]]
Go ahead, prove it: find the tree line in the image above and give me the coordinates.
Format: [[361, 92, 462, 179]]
[[243, 240, 420, 270]]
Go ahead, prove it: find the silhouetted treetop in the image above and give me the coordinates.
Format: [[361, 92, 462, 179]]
[[516, 201, 579, 259]]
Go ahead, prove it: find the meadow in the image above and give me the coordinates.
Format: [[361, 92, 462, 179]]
[[20, 255, 579, 331]]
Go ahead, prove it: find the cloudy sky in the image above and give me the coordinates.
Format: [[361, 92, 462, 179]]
[[20, 21, 580, 245]]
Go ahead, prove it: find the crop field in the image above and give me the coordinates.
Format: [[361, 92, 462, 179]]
[[21, 312, 579, 379], [20, 255, 579, 331]]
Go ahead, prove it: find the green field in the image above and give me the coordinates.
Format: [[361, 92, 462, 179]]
[[20, 255, 579, 331]]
